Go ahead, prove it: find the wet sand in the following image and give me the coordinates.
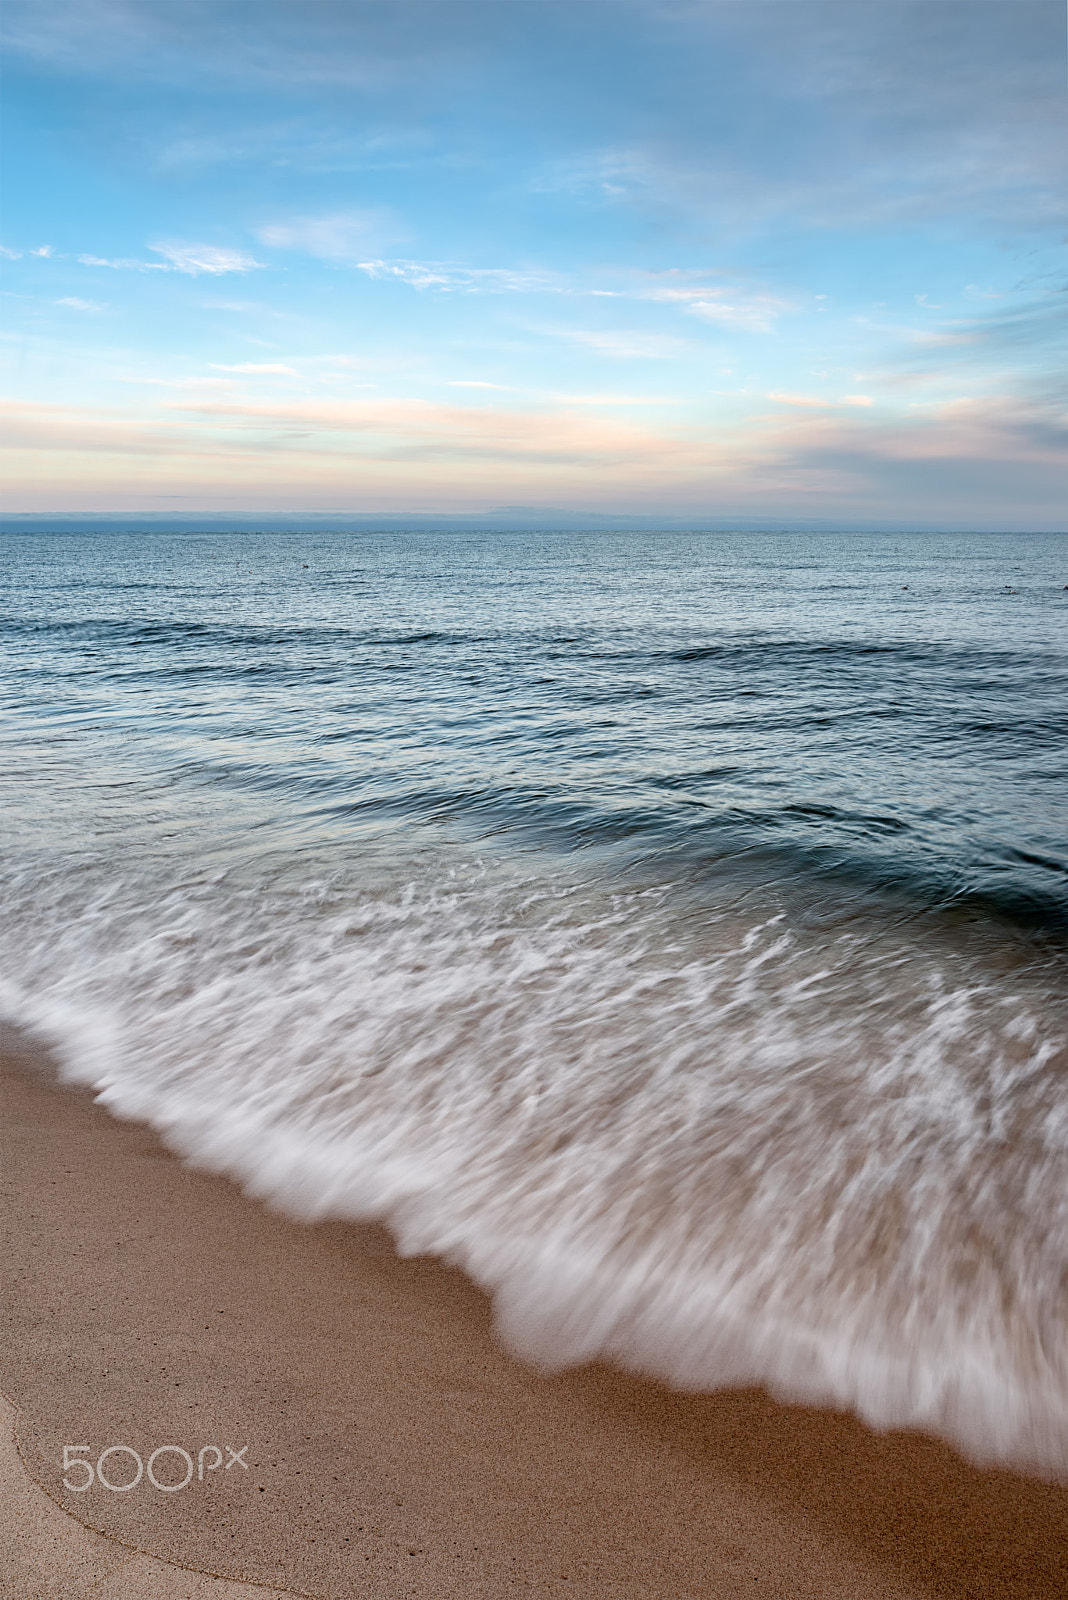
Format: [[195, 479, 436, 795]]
[[2, 1025, 1067, 1599]]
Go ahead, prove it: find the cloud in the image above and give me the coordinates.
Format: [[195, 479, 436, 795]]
[[683, 295, 786, 333], [56, 296, 103, 311], [447, 380, 516, 390], [755, 398, 1068, 520], [350, 259, 787, 323], [78, 253, 168, 271], [258, 210, 406, 262], [76, 246, 261, 275], [163, 393, 660, 464], [885, 290, 1068, 409], [209, 362, 297, 375], [4, 390, 1064, 527], [626, 272, 790, 332], [150, 242, 263, 275], [932, 293, 1068, 361], [357, 258, 555, 294]]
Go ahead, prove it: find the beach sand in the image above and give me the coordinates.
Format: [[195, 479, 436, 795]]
[[2, 1025, 1067, 1599]]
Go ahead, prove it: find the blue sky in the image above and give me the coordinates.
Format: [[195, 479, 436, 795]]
[[2, 0, 1065, 524]]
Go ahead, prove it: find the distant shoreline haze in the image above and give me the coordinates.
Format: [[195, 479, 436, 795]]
[[4, 515, 1066, 535]]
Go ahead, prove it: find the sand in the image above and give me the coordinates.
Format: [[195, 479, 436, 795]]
[[2, 1025, 1067, 1599]]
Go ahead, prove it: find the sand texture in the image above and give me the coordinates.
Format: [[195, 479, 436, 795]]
[[2, 1027, 1067, 1599]]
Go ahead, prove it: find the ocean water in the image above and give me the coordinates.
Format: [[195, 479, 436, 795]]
[[2, 527, 1067, 1475]]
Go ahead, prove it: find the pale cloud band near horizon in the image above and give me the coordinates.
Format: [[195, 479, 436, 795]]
[[4, 386, 1063, 527]]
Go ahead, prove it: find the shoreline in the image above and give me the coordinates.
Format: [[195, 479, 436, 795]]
[[2, 1024, 1067, 1598]]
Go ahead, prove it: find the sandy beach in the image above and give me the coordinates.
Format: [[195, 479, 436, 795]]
[[1, 1026, 1065, 1599]]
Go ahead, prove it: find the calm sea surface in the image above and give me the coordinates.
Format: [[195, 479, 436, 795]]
[[2, 527, 1067, 1471]]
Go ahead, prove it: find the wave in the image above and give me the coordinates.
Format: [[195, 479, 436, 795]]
[[3, 851, 1068, 1478], [5, 611, 1065, 667]]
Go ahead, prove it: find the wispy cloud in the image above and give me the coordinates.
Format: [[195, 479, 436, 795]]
[[357, 258, 556, 294], [75, 243, 263, 275], [56, 296, 103, 311], [683, 295, 787, 333], [150, 242, 263, 275], [78, 253, 169, 271], [636, 273, 790, 332]]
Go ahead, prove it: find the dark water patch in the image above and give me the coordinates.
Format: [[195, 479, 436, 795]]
[[781, 803, 912, 834], [649, 767, 747, 789], [292, 777, 1068, 941], [1000, 845, 1068, 877]]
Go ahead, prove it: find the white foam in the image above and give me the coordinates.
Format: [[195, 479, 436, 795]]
[[3, 852, 1067, 1478]]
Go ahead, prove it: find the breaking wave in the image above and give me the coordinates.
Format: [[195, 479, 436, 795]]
[[4, 850, 1067, 1478]]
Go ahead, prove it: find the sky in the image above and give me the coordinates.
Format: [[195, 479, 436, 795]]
[[1, 0, 1065, 526]]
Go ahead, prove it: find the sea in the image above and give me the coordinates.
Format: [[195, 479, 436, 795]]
[[2, 526, 1066, 1475]]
